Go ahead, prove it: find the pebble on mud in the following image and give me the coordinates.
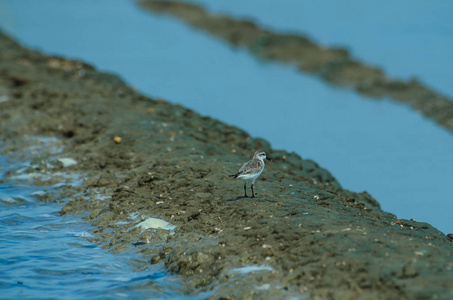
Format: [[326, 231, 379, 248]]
[[113, 136, 122, 144]]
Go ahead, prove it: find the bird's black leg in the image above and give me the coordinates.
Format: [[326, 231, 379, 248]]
[[243, 182, 248, 198], [251, 184, 255, 198]]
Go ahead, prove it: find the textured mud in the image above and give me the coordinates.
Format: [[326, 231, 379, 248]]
[[1, 31, 452, 299], [139, 0, 453, 135]]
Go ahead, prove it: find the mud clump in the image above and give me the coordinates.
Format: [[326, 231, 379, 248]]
[[0, 31, 452, 299]]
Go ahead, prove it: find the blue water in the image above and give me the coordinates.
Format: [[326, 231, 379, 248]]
[[0, 0, 451, 237], [0, 154, 190, 299]]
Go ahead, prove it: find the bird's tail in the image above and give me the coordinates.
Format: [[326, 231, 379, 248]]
[[229, 174, 239, 179]]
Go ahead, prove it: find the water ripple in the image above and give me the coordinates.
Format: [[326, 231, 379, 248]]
[[0, 153, 191, 299]]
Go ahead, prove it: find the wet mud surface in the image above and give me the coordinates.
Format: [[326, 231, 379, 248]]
[[139, 0, 453, 135], [1, 31, 453, 299]]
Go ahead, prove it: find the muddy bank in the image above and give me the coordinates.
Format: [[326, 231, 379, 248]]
[[139, 0, 453, 135], [1, 31, 452, 299]]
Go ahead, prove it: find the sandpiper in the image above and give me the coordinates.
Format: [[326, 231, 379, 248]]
[[230, 150, 271, 198]]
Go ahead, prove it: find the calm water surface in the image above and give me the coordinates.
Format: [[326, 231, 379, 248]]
[[0, 0, 451, 235]]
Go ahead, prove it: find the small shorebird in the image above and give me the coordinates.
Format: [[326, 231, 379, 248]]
[[230, 150, 271, 198]]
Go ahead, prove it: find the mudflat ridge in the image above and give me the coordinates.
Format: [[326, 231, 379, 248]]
[[0, 31, 452, 299]]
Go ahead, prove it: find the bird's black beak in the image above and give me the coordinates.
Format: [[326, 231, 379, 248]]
[[266, 157, 272, 161]]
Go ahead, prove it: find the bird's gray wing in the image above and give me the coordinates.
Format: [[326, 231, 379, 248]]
[[238, 160, 263, 175]]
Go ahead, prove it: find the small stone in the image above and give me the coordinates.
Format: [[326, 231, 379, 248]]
[[90, 209, 101, 219]]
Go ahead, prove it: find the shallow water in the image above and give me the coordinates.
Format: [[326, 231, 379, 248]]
[[0, 154, 191, 300], [0, 0, 451, 235]]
